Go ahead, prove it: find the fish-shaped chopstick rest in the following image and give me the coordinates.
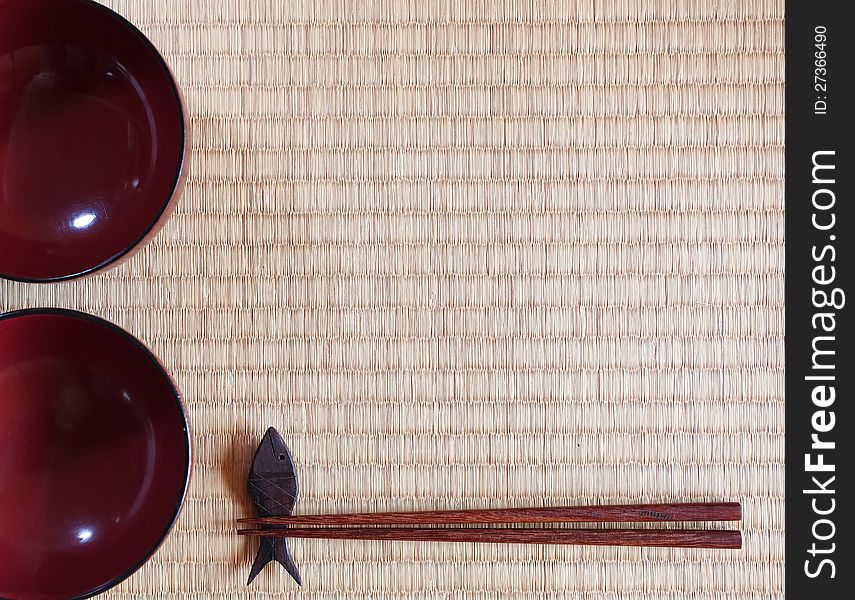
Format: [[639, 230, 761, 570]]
[[246, 427, 302, 585]]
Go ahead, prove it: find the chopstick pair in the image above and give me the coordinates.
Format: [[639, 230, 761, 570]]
[[238, 501, 743, 549], [242, 432, 743, 585]]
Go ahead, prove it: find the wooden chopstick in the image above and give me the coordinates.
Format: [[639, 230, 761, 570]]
[[238, 526, 742, 549], [237, 502, 741, 527]]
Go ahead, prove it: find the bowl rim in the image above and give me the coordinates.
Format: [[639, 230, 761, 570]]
[[0, 307, 193, 600], [0, 0, 189, 284]]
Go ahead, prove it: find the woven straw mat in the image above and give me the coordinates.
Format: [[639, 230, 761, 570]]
[[0, 0, 784, 598]]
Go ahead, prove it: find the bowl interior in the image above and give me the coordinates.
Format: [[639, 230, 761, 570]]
[[0, 0, 185, 281], [0, 310, 190, 600]]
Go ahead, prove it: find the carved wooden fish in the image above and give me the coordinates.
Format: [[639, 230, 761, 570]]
[[246, 427, 301, 585]]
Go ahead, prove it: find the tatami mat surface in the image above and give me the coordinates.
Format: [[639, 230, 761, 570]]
[[0, 0, 784, 597]]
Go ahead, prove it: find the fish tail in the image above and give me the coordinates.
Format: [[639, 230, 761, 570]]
[[246, 535, 302, 586]]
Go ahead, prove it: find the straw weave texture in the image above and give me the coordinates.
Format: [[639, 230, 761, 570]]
[[0, 0, 784, 597]]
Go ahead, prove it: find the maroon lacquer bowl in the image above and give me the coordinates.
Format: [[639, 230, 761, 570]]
[[0, 0, 189, 283], [0, 309, 191, 600]]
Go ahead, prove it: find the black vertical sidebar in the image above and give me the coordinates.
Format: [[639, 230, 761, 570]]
[[785, 1, 853, 597]]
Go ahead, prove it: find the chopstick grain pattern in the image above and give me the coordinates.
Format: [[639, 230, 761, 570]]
[[238, 502, 741, 526], [238, 527, 743, 549]]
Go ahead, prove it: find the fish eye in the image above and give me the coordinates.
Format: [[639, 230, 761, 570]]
[[279, 454, 286, 460]]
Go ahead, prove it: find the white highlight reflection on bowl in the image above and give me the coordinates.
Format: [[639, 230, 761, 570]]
[[76, 527, 94, 543], [71, 212, 97, 230]]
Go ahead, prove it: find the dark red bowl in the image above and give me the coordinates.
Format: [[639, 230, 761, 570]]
[[0, 0, 188, 282], [0, 309, 191, 600]]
